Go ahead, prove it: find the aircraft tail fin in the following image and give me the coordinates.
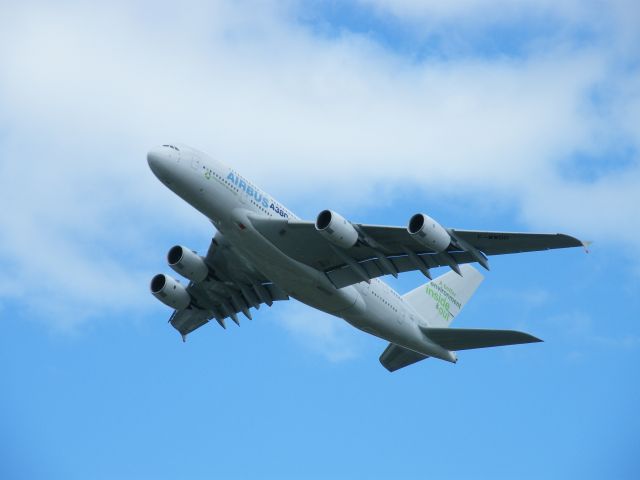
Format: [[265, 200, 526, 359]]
[[403, 264, 484, 327], [391, 265, 541, 370]]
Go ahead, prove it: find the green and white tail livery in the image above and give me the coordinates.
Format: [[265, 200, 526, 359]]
[[380, 264, 542, 372], [403, 264, 484, 327]]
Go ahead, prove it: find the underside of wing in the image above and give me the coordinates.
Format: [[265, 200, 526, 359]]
[[249, 215, 585, 289], [167, 233, 289, 338], [450, 229, 584, 255]]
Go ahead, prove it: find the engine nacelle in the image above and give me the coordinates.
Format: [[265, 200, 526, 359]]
[[407, 213, 451, 252], [315, 209, 358, 249], [150, 273, 191, 310], [167, 245, 209, 282]]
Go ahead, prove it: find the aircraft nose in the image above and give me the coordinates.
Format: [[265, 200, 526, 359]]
[[147, 146, 166, 175], [147, 145, 180, 183]]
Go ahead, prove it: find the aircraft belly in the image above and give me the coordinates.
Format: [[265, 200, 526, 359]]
[[222, 218, 359, 314], [343, 308, 419, 348], [186, 184, 357, 314], [339, 287, 454, 360]]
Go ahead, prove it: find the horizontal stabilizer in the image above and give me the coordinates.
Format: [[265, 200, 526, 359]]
[[379, 343, 429, 372], [421, 327, 542, 351]]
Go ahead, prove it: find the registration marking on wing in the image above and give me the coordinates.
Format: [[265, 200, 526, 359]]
[[477, 234, 511, 240]]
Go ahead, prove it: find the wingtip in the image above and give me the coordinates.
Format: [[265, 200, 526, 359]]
[[514, 330, 543, 344], [582, 240, 593, 253]]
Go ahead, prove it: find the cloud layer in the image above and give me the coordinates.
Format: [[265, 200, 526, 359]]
[[0, 0, 638, 332]]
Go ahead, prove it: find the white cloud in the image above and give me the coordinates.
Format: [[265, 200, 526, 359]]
[[0, 0, 638, 330], [519, 169, 640, 247]]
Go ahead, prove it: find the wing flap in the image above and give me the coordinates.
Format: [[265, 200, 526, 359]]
[[169, 308, 211, 336], [167, 233, 290, 337], [249, 216, 585, 289], [326, 251, 476, 289], [421, 327, 542, 351]]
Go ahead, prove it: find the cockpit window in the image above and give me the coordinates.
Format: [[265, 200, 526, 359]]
[[161, 144, 180, 151]]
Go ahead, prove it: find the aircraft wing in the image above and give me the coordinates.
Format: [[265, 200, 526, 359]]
[[169, 234, 289, 338], [249, 216, 585, 289]]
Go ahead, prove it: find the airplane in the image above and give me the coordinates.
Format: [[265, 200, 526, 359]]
[[147, 144, 587, 372]]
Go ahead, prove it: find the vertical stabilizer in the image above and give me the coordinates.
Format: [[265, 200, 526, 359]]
[[403, 264, 483, 327]]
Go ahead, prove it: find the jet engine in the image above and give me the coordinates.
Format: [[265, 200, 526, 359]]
[[315, 209, 359, 249], [407, 213, 451, 252], [167, 245, 209, 282], [150, 273, 191, 310]]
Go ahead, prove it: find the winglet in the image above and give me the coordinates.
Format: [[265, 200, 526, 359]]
[[582, 240, 593, 254]]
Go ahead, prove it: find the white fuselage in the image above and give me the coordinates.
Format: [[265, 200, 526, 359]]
[[148, 144, 455, 361]]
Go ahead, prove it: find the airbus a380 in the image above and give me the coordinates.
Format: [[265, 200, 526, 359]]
[[148, 144, 586, 372]]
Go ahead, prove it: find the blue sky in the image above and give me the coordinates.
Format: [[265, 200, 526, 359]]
[[1, 1, 639, 478]]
